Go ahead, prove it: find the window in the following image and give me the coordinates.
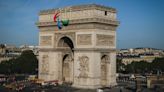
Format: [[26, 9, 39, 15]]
[[105, 11, 107, 16]]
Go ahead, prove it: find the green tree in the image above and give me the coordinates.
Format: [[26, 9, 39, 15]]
[[0, 50, 38, 74], [15, 50, 38, 74], [124, 58, 163, 74], [152, 57, 164, 72], [124, 61, 150, 74], [116, 58, 126, 73]]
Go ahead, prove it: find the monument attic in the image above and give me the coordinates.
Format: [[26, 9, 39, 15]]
[[36, 4, 119, 89]]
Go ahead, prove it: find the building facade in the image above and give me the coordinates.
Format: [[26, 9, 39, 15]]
[[117, 48, 164, 65], [36, 4, 119, 89]]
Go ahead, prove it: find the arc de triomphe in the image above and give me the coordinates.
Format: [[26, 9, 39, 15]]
[[36, 4, 119, 89]]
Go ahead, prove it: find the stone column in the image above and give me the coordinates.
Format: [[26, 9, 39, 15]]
[[39, 51, 62, 82], [107, 51, 117, 86], [73, 51, 101, 89]]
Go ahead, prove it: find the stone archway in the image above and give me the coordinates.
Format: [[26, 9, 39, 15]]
[[101, 55, 109, 86], [62, 54, 73, 82], [58, 36, 74, 50], [58, 36, 74, 83], [38, 4, 118, 88]]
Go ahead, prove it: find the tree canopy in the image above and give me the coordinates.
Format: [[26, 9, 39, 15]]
[[117, 57, 164, 74], [0, 50, 38, 74]]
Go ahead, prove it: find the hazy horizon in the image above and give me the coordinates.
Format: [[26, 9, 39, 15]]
[[0, 0, 164, 49]]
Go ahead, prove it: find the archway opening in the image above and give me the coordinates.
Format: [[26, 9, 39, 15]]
[[58, 36, 74, 50], [58, 36, 74, 83], [62, 54, 73, 83], [101, 55, 109, 86]]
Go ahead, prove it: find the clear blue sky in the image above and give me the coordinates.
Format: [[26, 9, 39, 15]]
[[0, 0, 164, 49]]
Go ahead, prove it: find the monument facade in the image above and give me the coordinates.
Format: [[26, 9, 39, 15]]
[[36, 4, 119, 89]]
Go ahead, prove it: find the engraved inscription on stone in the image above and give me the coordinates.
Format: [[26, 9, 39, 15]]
[[96, 34, 114, 46], [41, 55, 49, 74], [77, 34, 92, 45], [40, 36, 52, 46], [78, 56, 89, 78]]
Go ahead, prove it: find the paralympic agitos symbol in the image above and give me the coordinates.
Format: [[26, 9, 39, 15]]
[[54, 12, 69, 30]]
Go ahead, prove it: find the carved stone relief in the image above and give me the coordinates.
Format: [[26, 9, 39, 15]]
[[41, 55, 49, 74], [78, 56, 89, 78], [77, 34, 92, 45], [96, 34, 114, 46], [40, 36, 52, 46]]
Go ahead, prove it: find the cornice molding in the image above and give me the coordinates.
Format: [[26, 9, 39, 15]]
[[39, 48, 116, 52], [36, 18, 119, 27], [38, 24, 117, 32]]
